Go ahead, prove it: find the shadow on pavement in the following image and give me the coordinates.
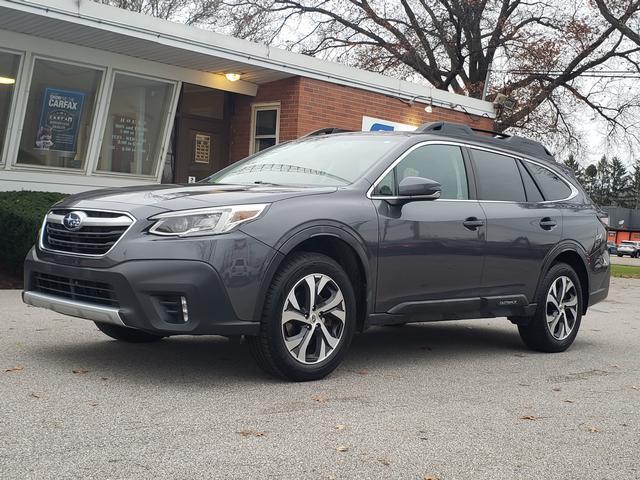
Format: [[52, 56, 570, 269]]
[[28, 320, 536, 384]]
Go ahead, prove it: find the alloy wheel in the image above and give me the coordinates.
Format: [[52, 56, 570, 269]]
[[281, 273, 346, 364], [545, 276, 578, 341]]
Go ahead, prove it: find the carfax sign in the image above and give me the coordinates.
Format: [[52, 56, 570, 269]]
[[35, 88, 86, 153]]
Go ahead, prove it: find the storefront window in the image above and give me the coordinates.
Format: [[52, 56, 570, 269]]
[[97, 73, 174, 176], [17, 59, 102, 169], [251, 104, 279, 154], [0, 51, 20, 163]]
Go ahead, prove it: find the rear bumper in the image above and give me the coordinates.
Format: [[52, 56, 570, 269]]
[[23, 248, 260, 336]]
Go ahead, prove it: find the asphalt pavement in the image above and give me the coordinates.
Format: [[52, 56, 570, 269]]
[[1, 278, 638, 480]]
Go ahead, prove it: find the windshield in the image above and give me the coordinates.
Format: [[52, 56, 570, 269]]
[[204, 135, 403, 187]]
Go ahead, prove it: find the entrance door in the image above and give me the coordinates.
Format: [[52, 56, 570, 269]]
[[170, 83, 231, 184], [175, 116, 228, 183]]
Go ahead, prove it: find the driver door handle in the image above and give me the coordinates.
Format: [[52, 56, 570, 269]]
[[463, 217, 485, 230]]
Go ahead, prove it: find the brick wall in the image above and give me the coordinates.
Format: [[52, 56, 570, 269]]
[[229, 76, 494, 163]]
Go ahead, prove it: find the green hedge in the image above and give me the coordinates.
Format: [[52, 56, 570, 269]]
[[0, 191, 67, 276]]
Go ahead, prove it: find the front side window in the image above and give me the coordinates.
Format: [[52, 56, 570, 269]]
[[97, 73, 174, 176], [373, 144, 469, 200], [0, 51, 20, 163], [17, 59, 102, 169], [206, 135, 403, 187], [251, 104, 279, 154], [472, 149, 526, 202], [523, 161, 572, 201]]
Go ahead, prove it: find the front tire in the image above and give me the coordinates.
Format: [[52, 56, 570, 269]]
[[94, 322, 164, 343], [518, 263, 582, 353], [247, 252, 356, 381]]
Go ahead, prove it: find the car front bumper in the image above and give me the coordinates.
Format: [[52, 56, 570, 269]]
[[22, 242, 277, 336]]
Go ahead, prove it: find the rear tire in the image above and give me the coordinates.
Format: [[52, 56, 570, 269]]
[[518, 263, 582, 353], [94, 322, 164, 343], [617, 254, 623, 257], [247, 252, 356, 381]]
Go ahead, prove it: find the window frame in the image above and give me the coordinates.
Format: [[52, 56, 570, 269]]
[[0, 47, 25, 168], [90, 69, 180, 179], [8, 54, 108, 174], [368, 140, 578, 204], [249, 102, 280, 155]]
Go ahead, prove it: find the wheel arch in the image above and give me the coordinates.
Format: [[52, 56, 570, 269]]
[[253, 224, 374, 332], [537, 242, 590, 315]]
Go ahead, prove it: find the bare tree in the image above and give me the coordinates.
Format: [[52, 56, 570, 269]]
[[595, 0, 640, 46], [218, 0, 640, 148]]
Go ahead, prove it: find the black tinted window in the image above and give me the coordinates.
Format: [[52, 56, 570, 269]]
[[517, 160, 544, 202], [472, 150, 526, 202], [523, 161, 572, 201], [374, 145, 468, 199]]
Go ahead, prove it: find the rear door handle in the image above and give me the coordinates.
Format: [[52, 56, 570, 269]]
[[463, 217, 485, 230], [539, 217, 557, 230]]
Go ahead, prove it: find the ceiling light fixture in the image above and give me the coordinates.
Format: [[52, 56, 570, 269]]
[[0, 76, 16, 85], [424, 98, 433, 113], [225, 73, 241, 82]]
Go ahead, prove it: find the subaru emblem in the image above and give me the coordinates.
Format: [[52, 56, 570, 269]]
[[62, 211, 86, 231]]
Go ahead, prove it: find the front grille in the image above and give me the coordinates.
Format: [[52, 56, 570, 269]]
[[42, 209, 133, 256], [33, 273, 119, 308]]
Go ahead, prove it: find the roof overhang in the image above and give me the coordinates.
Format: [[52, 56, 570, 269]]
[[0, 0, 495, 117]]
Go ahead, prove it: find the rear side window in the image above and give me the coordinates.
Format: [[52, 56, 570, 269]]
[[373, 144, 469, 200], [523, 161, 572, 201], [472, 150, 526, 202], [517, 160, 544, 202]]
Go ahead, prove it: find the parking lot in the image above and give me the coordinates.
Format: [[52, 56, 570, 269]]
[[1, 277, 639, 480]]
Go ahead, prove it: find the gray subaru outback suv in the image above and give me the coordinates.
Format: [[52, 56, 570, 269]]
[[23, 122, 610, 381]]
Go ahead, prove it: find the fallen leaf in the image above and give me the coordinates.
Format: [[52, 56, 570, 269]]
[[5, 365, 24, 373], [630, 386, 639, 390], [312, 395, 328, 403], [101, 377, 108, 381], [88, 401, 98, 407], [424, 476, 440, 480], [520, 415, 537, 421], [610, 364, 621, 369], [563, 399, 575, 403], [72, 368, 89, 374], [29, 393, 40, 399], [378, 458, 391, 466], [354, 370, 368, 375], [586, 426, 600, 433], [335, 424, 346, 431], [336, 445, 349, 452], [552, 387, 561, 392], [238, 429, 265, 438]]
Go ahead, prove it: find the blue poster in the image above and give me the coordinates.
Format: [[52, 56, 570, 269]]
[[36, 88, 86, 153]]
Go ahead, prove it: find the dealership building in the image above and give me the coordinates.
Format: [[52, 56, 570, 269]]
[[0, 0, 494, 194]]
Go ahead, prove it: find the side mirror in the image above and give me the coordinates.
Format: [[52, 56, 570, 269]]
[[387, 176, 441, 205]]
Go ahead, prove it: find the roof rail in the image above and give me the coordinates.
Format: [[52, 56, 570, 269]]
[[415, 121, 555, 162], [303, 127, 354, 137]]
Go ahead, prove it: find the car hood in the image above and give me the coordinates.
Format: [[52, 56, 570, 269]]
[[56, 183, 337, 216]]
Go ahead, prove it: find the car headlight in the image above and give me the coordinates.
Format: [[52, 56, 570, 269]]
[[148, 204, 269, 237]]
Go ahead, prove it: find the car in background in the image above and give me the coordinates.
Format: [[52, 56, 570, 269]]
[[617, 240, 640, 258], [607, 241, 617, 255]]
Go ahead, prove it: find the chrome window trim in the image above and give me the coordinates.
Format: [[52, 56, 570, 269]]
[[367, 140, 579, 204], [39, 208, 136, 258]]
